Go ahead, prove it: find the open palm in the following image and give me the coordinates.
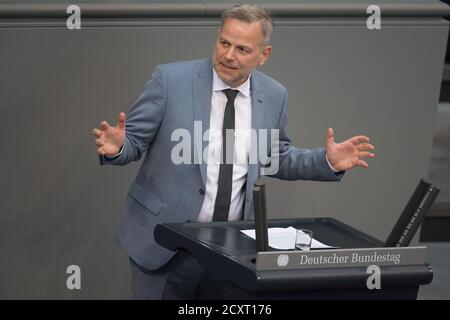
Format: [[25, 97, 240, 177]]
[[93, 112, 126, 156], [326, 128, 375, 171]]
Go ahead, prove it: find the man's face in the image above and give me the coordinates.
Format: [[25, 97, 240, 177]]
[[213, 18, 272, 88]]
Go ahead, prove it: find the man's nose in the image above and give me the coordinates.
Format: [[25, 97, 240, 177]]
[[224, 47, 235, 61]]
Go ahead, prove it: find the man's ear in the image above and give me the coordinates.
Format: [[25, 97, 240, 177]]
[[259, 46, 272, 66]]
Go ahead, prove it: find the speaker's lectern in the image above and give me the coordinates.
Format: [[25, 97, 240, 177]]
[[155, 217, 433, 299], [155, 179, 436, 299]]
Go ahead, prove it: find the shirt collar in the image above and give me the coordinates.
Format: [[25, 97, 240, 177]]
[[212, 67, 251, 98]]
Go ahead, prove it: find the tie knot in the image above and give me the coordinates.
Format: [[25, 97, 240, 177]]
[[223, 89, 239, 102]]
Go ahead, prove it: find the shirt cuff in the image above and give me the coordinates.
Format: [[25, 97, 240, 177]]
[[325, 154, 339, 172], [104, 145, 124, 160]]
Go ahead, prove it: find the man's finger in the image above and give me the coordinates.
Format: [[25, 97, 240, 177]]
[[357, 143, 375, 151], [327, 128, 334, 145], [358, 159, 369, 168], [96, 146, 105, 156], [95, 139, 104, 146], [100, 121, 110, 131], [359, 151, 375, 159], [117, 112, 126, 129], [92, 129, 102, 137], [352, 135, 370, 145]]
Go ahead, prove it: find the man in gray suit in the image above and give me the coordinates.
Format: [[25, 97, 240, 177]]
[[92, 4, 375, 299]]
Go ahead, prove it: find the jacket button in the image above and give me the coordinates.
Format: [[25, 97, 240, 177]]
[[199, 188, 205, 195]]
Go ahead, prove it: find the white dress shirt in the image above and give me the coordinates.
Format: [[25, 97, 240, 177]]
[[197, 68, 252, 222]]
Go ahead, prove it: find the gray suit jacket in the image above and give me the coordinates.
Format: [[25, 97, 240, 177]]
[[101, 57, 342, 270]]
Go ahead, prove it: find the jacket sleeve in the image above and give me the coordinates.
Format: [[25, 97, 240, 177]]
[[99, 65, 167, 166], [269, 89, 344, 181]]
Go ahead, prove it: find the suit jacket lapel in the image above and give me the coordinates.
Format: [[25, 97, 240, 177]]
[[245, 73, 265, 219], [250, 74, 265, 133], [193, 58, 213, 187]]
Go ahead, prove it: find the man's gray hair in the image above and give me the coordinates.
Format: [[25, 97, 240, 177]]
[[220, 4, 273, 46]]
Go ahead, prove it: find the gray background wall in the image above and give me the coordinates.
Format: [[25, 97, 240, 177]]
[[0, 0, 448, 299]]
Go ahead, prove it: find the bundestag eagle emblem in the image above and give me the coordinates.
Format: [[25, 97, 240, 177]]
[[277, 254, 289, 267]]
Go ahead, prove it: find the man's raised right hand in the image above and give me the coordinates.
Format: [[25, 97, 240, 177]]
[[93, 112, 126, 156]]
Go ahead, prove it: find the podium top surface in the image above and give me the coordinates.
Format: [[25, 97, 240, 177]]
[[157, 217, 384, 255]]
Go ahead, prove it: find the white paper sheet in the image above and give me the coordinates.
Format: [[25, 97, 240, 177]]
[[240, 226, 337, 250]]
